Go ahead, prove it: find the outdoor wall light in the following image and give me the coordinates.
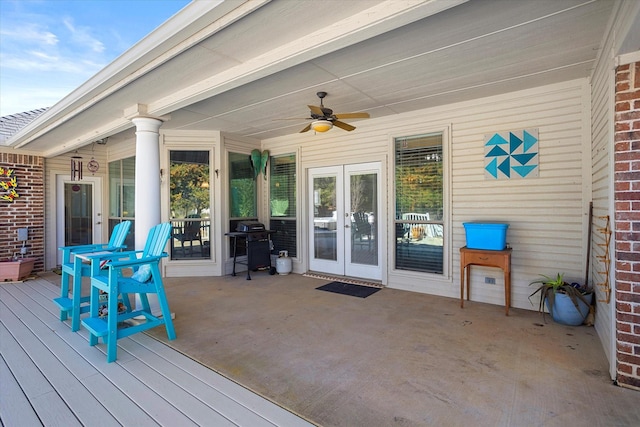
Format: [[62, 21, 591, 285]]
[[311, 120, 333, 133]]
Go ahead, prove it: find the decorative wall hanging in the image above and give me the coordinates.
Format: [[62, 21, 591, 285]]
[[87, 141, 100, 175], [70, 152, 83, 181], [0, 167, 19, 202], [87, 159, 100, 174], [484, 129, 538, 179], [250, 149, 269, 180]]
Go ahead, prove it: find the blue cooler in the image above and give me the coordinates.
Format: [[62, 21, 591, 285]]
[[463, 222, 509, 250]]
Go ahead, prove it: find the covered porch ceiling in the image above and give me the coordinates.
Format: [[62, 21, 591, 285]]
[[7, 0, 639, 157]]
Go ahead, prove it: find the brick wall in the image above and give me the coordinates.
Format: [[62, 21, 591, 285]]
[[0, 152, 45, 272], [614, 62, 640, 391]]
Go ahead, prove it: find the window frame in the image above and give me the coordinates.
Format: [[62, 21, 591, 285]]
[[390, 126, 451, 279], [268, 153, 297, 258], [108, 156, 136, 250]]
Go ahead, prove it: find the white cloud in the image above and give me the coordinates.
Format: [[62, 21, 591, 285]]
[[29, 50, 59, 62], [62, 17, 105, 53], [0, 0, 190, 116], [0, 50, 103, 75], [0, 24, 58, 46]]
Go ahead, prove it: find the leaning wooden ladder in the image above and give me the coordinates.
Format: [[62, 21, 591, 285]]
[[595, 215, 612, 304]]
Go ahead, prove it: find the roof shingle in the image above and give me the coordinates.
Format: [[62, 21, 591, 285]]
[[0, 108, 49, 144]]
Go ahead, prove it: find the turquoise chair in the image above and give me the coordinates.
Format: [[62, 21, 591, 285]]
[[82, 222, 176, 363], [54, 221, 132, 332]]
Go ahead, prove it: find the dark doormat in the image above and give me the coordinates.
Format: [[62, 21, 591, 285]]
[[316, 281, 381, 298]]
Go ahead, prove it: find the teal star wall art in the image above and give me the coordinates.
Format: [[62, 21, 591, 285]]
[[484, 128, 538, 179]]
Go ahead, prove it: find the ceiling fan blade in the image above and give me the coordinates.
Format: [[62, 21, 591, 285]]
[[333, 120, 356, 131], [308, 105, 324, 116], [299, 123, 312, 133], [273, 118, 311, 120], [334, 112, 370, 119]]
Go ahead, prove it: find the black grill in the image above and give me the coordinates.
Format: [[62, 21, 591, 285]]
[[226, 222, 276, 280], [236, 221, 265, 233]]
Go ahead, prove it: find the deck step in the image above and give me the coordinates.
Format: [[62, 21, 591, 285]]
[[53, 296, 91, 312], [52, 297, 73, 311], [82, 310, 163, 339], [82, 317, 109, 337]]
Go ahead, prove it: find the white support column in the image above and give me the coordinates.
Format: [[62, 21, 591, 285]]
[[132, 117, 163, 249], [131, 116, 163, 315]]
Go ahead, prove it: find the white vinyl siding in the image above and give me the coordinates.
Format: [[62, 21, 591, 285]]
[[450, 82, 590, 310], [264, 79, 591, 312], [589, 7, 621, 378]]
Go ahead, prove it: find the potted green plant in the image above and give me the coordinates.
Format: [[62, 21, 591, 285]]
[[528, 273, 593, 326]]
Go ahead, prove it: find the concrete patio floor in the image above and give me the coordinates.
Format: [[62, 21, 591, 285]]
[[142, 272, 639, 427]]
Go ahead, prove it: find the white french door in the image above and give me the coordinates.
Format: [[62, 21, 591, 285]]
[[308, 162, 382, 281], [56, 175, 103, 265]]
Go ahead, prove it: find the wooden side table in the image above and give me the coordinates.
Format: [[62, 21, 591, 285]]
[[460, 246, 512, 315]]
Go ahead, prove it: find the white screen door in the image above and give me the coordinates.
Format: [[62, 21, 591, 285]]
[[56, 175, 102, 265]]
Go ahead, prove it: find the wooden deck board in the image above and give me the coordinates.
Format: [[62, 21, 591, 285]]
[[21, 278, 276, 426], [8, 282, 169, 425], [1, 290, 118, 426], [81, 372, 161, 426], [11, 281, 202, 425], [0, 322, 82, 426], [118, 339, 276, 427], [130, 333, 315, 427], [26, 276, 311, 426], [123, 358, 236, 426], [0, 278, 314, 427], [0, 356, 42, 427]]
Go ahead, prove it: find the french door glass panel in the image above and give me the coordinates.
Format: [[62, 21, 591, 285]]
[[309, 163, 381, 280], [345, 163, 381, 280], [313, 174, 339, 261], [347, 171, 378, 266]]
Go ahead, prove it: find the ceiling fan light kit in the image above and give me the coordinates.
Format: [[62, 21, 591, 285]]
[[294, 91, 370, 134], [311, 120, 333, 132]]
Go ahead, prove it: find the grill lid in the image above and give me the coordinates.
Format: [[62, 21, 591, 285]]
[[236, 221, 266, 232]]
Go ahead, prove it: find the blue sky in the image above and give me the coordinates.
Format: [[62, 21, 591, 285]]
[[0, 0, 191, 116]]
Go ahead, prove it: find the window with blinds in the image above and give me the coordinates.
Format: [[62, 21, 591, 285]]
[[108, 157, 135, 250], [394, 133, 444, 274], [269, 154, 297, 257], [229, 152, 258, 256]]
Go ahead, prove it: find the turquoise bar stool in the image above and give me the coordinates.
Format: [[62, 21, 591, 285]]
[[82, 222, 176, 363], [54, 221, 131, 331]]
